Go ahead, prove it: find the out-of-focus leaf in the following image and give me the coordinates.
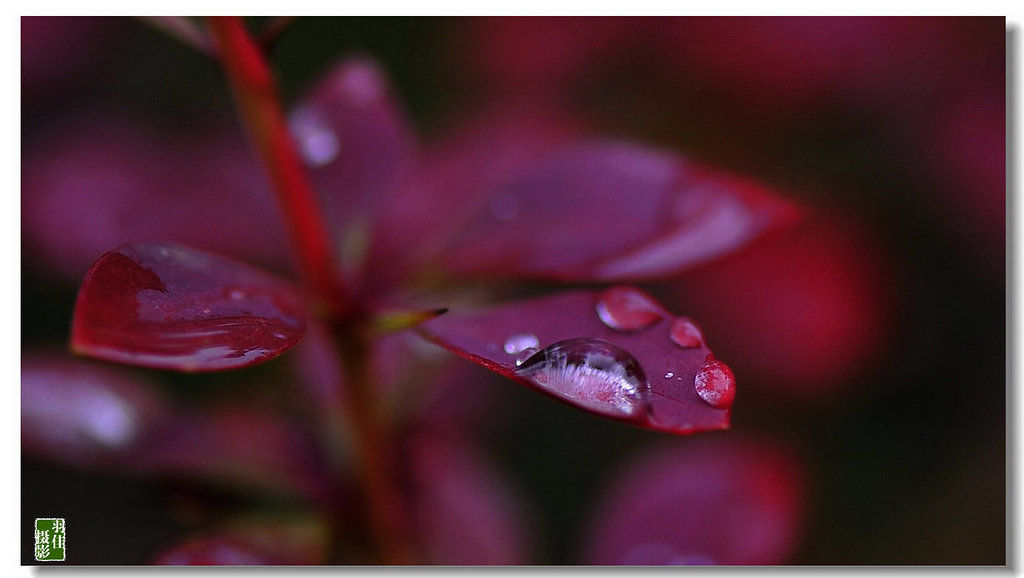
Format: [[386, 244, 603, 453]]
[[288, 56, 415, 280], [367, 102, 584, 290], [21, 352, 173, 468], [431, 141, 798, 283], [152, 512, 331, 565], [663, 214, 897, 398], [135, 404, 331, 503], [71, 242, 307, 372], [22, 117, 291, 281], [579, 435, 806, 565], [407, 433, 534, 565], [417, 288, 731, 434]]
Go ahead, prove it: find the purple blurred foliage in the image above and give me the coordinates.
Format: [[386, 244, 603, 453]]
[[22, 116, 293, 281], [22, 352, 174, 469], [660, 213, 900, 399], [405, 433, 534, 564], [580, 434, 806, 565]]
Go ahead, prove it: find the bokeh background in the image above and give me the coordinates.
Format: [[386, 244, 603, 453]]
[[22, 16, 1006, 564]]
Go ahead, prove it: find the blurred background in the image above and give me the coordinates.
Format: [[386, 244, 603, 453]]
[[22, 16, 1006, 564]]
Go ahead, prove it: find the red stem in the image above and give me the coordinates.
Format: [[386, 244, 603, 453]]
[[207, 16, 347, 316], [207, 17, 413, 564]]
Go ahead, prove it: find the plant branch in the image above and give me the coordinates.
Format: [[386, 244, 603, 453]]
[[207, 16, 348, 317]]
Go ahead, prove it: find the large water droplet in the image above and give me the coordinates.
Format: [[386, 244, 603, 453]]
[[694, 358, 736, 409], [669, 317, 704, 348], [595, 286, 666, 331], [514, 338, 650, 418], [504, 333, 540, 355]]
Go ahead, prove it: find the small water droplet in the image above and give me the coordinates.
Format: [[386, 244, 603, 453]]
[[290, 108, 340, 167], [514, 338, 650, 418], [694, 358, 736, 409], [504, 333, 540, 355], [515, 347, 538, 366], [664, 371, 674, 379], [669, 317, 703, 348], [595, 286, 666, 331]]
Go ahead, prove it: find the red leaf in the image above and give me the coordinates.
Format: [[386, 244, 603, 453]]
[[432, 140, 798, 282], [663, 214, 897, 398], [135, 404, 331, 502], [408, 433, 534, 565], [22, 117, 292, 280], [152, 514, 330, 565], [579, 435, 807, 565], [367, 102, 584, 290], [21, 352, 173, 468], [417, 288, 731, 434], [71, 243, 307, 372], [289, 56, 415, 278]]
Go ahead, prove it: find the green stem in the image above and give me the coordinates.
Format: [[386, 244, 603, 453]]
[[207, 16, 348, 317]]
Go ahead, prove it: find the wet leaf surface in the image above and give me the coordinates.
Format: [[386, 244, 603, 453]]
[[71, 243, 307, 372], [417, 289, 731, 434], [579, 435, 806, 565], [432, 141, 798, 283]]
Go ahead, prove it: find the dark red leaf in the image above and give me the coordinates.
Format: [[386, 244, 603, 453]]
[[22, 117, 292, 280], [21, 351, 173, 468], [289, 56, 415, 279], [579, 435, 807, 565], [431, 140, 799, 283], [408, 433, 534, 564], [71, 243, 307, 372], [135, 403, 331, 502], [417, 288, 731, 434], [367, 102, 584, 290], [152, 514, 330, 565]]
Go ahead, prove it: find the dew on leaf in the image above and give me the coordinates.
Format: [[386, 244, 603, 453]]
[[513, 338, 650, 418], [595, 286, 666, 331], [290, 108, 340, 168], [514, 348, 538, 367], [669, 317, 704, 348], [503, 333, 540, 355], [694, 358, 736, 409]]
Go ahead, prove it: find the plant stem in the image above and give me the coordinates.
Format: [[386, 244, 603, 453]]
[[207, 16, 348, 316], [208, 17, 413, 564], [335, 321, 416, 565]]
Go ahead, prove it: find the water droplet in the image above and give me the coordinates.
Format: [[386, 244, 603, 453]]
[[664, 371, 674, 379], [514, 338, 650, 418], [515, 347, 538, 366], [595, 286, 666, 331], [669, 317, 703, 348], [504, 333, 540, 355], [694, 358, 736, 409], [290, 108, 340, 167]]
